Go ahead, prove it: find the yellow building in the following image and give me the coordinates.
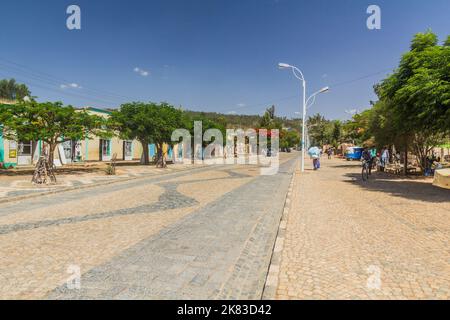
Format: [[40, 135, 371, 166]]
[[76, 107, 143, 163], [1, 105, 177, 167]]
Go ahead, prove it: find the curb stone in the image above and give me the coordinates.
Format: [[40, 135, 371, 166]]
[[0, 165, 208, 205], [262, 161, 297, 300]]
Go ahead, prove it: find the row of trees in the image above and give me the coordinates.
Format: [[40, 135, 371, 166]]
[[109, 102, 227, 167], [342, 31, 450, 172], [307, 114, 343, 148], [1, 99, 301, 168]]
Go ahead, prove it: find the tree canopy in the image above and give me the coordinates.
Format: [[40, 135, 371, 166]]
[[0, 101, 106, 166], [376, 30, 449, 134], [0, 79, 31, 101], [110, 102, 185, 166], [341, 31, 450, 172]]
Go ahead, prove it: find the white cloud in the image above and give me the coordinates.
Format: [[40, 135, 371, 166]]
[[237, 103, 246, 107], [60, 83, 81, 89], [228, 111, 237, 115], [134, 67, 150, 77]]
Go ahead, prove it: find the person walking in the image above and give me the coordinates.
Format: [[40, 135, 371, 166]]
[[327, 148, 333, 159], [381, 147, 389, 172], [313, 157, 320, 170], [308, 146, 321, 170]]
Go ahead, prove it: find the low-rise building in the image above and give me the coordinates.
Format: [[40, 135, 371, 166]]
[[1, 105, 177, 168]]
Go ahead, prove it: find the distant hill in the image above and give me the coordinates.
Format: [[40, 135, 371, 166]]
[[184, 110, 301, 132]]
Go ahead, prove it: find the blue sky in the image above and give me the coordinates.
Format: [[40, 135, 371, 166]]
[[0, 0, 449, 119]]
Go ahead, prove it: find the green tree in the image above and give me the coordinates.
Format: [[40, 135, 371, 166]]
[[331, 120, 343, 148], [0, 101, 106, 167], [0, 79, 31, 101], [376, 31, 450, 172], [307, 113, 329, 146], [110, 102, 185, 167], [342, 110, 374, 146], [280, 129, 300, 150]]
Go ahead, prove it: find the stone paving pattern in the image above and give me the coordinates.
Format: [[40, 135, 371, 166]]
[[275, 157, 450, 300], [0, 163, 196, 200], [0, 154, 296, 299], [2, 153, 448, 300]]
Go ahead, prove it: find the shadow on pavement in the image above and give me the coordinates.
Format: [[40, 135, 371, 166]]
[[329, 163, 362, 169], [343, 172, 450, 203], [0, 167, 102, 176]]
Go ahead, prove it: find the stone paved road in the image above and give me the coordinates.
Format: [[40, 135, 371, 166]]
[[0, 163, 198, 200], [0, 153, 297, 299], [275, 157, 450, 300]]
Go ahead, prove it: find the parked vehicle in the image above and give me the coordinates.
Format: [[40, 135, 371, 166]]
[[345, 147, 364, 161]]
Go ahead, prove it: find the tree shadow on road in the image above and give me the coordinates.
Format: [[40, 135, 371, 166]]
[[343, 172, 450, 203], [0, 167, 102, 176], [330, 163, 361, 169]]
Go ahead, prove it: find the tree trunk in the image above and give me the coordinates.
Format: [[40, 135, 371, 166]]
[[141, 141, 150, 165], [48, 143, 56, 168], [156, 143, 166, 168]]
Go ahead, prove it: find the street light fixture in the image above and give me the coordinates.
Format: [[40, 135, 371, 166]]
[[278, 63, 292, 69], [278, 62, 329, 172], [319, 86, 329, 93]]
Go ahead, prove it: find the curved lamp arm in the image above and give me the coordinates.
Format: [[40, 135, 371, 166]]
[[306, 86, 330, 109], [291, 66, 305, 82]]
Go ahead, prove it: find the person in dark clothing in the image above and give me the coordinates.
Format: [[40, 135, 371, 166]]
[[362, 148, 374, 175]]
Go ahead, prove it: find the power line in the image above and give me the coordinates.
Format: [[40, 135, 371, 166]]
[[218, 68, 393, 115], [0, 66, 122, 106], [0, 57, 140, 103], [0, 70, 121, 106], [0, 57, 136, 101], [0, 56, 394, 114], [327, 68, 393, 88]]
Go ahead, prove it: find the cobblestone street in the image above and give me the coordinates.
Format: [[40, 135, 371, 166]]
[[274, 157, 450, 300], [0, 154, 296, 299], [1, 153, 449, 300]]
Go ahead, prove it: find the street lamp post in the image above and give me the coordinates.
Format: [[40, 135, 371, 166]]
[[278, 62, 328, 172]]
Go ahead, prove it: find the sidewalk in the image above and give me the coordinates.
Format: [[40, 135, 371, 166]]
[[0, 163, 200, 202], [272, 156, 450, 300], [0, 159, 149, 173]]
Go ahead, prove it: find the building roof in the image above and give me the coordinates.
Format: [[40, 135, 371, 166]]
[[78, 106, 113, 115], [0, 98, 16, 105]]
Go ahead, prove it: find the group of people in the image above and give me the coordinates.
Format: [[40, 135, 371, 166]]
[[309, 146, 394, 173], [362, 146, 390, 172], [308, 147, 335, 170], [425, 153, 443, 176], [310, 145, 446, 176]]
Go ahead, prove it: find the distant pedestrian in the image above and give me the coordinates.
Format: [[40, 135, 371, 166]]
[[362, 147, 374, 175], [381, 147, 389, 172], [327, 148, 333, 159], [313, 158, 320, 170], [308, 146, 321, 170]]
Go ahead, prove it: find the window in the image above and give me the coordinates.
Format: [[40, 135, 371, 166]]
[[18, 141, 32, 156], [124, 141, 132, 159], [101, 139, 111, 157]]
